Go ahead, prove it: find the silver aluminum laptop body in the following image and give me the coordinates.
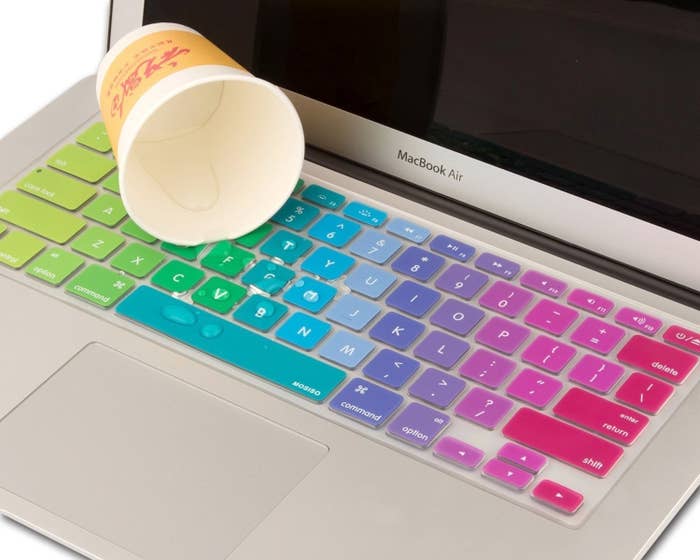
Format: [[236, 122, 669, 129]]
[[0, 1, 698, 559]]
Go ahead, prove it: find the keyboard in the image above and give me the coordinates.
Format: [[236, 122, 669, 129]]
[[1, 120, 698, 527]]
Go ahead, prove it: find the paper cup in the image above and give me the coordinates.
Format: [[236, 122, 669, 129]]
[[96, 23, 304, 245]]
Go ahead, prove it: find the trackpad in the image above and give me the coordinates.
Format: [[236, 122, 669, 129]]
[[0, 343, 327, 560]]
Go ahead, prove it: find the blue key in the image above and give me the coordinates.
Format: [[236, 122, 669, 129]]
[[302, 184, 346, 210], [271, 199, 320, 231], [319, 330, 375, 368], [475, 252, 521, 280], [301, 247, 356, 280], [308, 214, 361, 248], [349, 230, 402, 264], [242, 260, 295, 295], [329, 378, 403, 428], [386, 280, 441, 317], [391, 246, 445, 282], [369, 312, 425, 350], [387, 218, 431, 244], [283, 276, 337, 313], [260, 230, 312, 264], [429, 235, 475, 262], [344, 263, 396, 299], [363, 349, 420, 389], [326, 294, 380, 331], [233, 294, 288, 332], [343, 201, 387, 227], [276, 312, 331, 350]]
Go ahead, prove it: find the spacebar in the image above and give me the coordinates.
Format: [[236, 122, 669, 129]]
[[117, 286, 346, 402]]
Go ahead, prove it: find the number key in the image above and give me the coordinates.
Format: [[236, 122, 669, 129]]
[[308, 214, 360, 248], [391, 246, 445, 282]]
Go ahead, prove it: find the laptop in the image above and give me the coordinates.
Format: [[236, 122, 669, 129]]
[[0, 1, 698, 559]]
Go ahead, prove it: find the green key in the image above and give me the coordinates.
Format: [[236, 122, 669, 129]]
[[82, 194, 127, 227], [201, 242, 254, 277], [293, 178, 305, 194], [48, 144, 116, 183], [71, 226, 125, 260], [121, 219, 157, 244], [235, 223, 272, 248], [17, 168, 97, 210], [66, 264, 134, 308], [192, 276, 247, 314], [102, 172, 120, 194], [111, 243, 165, 278], [76, 122, 112, 153], [27, 248, 84, 285], [0, 223, 6, 235], [0, 230, 45, 269], [151, 260, 204, 292], [161, 242, 207, 261], [0, 191, 85, 243]]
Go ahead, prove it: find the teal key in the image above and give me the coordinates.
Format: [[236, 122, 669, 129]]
[[276, 312, 332, 350], [271, 199, 319, 231], [260, 230, 312, 264], [283, 276, 337, 313], [301, 247, 355, 281], [234, 294, 288, 332], [241, 260, 295, 295], [116, 286, 344, 402], [343, 201, 387, 227], [302, 184, 346, 210], [308, 214, 361, 248]]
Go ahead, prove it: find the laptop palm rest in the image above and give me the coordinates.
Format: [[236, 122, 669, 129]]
[[0, 343, 328, 560]]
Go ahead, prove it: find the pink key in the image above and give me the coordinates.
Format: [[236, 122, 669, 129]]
[[532, 480, 584, 514], [567, 288, 614, 317], [522, 335, 577, 373], [571, 317, 626, 355], [478, 281, 534, 318], [618, 335, 698, 385], [664, 325, 700, 355], [615, 307, 662, 335], [568, 355, 625, 394], [482, 458, 534, 490], [506, 368, 563, 408], [434, 436, 485, 469], [525, 299, 579, 336], [520, 270, 567, 299], [459, 348, 517, 389], [475, 316, 531, 355], [615, 372, 674, 415], [455, 387, 514, 430], [498, 442, 547, 473]]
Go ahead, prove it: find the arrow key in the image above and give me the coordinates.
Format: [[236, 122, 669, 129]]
[[482, 458, 534, 491], [532, 480, 584, 514], [434, 436, 484, 470], [497, 442, 547, 473]]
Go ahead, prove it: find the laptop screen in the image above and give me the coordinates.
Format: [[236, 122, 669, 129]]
[[143, 1, 700, 242]]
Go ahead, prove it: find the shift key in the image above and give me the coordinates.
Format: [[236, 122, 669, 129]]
[[0, 191, 85, 243], [48, 144, 116, 183]]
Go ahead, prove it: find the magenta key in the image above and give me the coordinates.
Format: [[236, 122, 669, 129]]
[[478, 281, 534, 318], [434, 436, 485, 470], [482, 458, 534, 490], [498, 442, 547, 473], [524, 299, 579, 336], [506, 368, 563, 408], [568, 354, 624, 394], [522, 335, 577, 374], [571, 317, 626, 355], [615, 307, 663, 336], [567, 288, 614, 317], [520, 270, 567, 299], [459, 348, 517, 389], [455, 387, 514, 429], [386, 402, 450, 448], [475, 317, 531, 355]]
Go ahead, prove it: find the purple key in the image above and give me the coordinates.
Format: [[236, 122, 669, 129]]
[[409, 368, 466, 408], [413, 331, 470, 369], [568, 354, 624, 394], [430, 299, 485, 335], [474, 252, 520, 280], [475, 317, 531, 355], [522, 335, 577, 373], [482, 458, 534, 490], [386, 402, 450, 448], [329, 378, 403, 428], [386, 280, 440, 317], [520, 270, 567, 299], [459, 348, 517, 389], [434, 437, 484, 470], [567, 288, 614, 317], [497, 443, 547, 473], [570, 317, 626, 355], [369, 312, 425, 350], [525, 299, 579, 336], [391, 246, 445, 282], [363, 349, 420, 389], [478, 281, 534, 318], [506, 368, 563, 408], [435, 264, 488, 300], [615, 307, 662, 335], [455, 387, 514, 429], [429, 235, 475, 262]]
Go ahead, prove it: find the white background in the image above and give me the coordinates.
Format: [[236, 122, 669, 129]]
[[0, 1, 697, 558]]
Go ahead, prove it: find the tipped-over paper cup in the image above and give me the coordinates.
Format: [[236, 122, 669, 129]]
[[96, 23, 304, 245]]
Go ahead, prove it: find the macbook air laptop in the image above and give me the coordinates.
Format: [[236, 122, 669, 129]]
[[0, 1, 698, 559]]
